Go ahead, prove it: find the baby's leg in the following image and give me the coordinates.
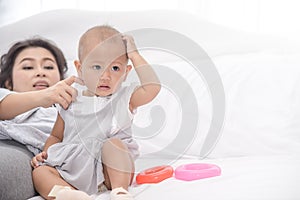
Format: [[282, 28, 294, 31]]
[[56, 189, 92, 200], [32, 165, 74, 199], [102, 138, 135, 191]]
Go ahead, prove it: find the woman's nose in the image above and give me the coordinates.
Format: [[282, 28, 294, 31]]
[[36, 68, 46, 77]]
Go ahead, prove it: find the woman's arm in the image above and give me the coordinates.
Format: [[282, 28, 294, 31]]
[[0, 76, 79, 120], [123, 35, 161, 111]]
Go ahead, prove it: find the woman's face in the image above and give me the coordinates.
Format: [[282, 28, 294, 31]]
[[10, 47, 61, 92]]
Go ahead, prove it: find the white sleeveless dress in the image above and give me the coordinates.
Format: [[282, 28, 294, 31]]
[[44, 83, 139, 195]]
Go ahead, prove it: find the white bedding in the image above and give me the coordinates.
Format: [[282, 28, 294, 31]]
[[132, 156, 300, 200], [29, 156, 300, 200], [1, 9, 300, 200]]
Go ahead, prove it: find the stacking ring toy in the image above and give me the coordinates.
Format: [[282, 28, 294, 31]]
[[175, 163, 221, 181], [136, 165, 174, 184]]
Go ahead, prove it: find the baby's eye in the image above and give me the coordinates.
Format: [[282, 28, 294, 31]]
[[92, 65, 102, 70], [22, 66, 33, 70], [112, 66, 120, 71], [44, 66, 54, 70]]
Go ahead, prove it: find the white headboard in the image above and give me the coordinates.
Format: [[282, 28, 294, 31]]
[[1, 9, 294, 60]]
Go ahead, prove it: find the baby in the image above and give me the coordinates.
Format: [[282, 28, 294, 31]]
[[31, 25, 161, 200]]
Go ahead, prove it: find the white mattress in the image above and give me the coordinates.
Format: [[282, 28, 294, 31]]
[[29, 155, 300, 200], [130, 155, 300, 200]]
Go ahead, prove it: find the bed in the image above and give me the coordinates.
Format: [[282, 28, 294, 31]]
[[1, 9, 300, 200]]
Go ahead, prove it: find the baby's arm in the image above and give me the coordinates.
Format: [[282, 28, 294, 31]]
[[43, 114, 65, 150], [0, 76, 79, 120], [31, 114, 65, 168], [123, 35, 161, 111]]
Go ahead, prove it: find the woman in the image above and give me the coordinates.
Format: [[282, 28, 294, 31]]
[[0, 37, 78, 200]]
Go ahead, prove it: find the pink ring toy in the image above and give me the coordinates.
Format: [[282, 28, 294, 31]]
[[175, 163, 221, 181]]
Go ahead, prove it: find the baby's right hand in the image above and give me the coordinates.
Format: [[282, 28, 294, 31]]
[[122, 35, 139, 59], [31, 151, 47, 169]]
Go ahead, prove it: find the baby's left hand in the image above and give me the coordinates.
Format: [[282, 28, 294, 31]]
[[122, 35, 138, 59], [31, 151, 47, 168]]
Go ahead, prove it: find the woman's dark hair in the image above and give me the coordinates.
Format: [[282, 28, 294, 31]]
[[0, 37, 68, 89]]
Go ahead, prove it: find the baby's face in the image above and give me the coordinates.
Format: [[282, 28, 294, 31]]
[[78, 39, 130, 97]]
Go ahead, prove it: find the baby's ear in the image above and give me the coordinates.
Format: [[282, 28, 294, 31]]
[[126, 65, 132, 73], [74, 60, 82, 76], [123, 65, 132, 81]]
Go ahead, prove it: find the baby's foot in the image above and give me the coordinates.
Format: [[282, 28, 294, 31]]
[[110, 187, 134, 200], [56, 189, 92, 200]]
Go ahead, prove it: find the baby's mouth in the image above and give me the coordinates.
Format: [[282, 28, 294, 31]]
[[98, 85, 110, 90]]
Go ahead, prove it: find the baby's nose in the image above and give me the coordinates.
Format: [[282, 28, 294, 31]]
[[100, 69, 110, 79]]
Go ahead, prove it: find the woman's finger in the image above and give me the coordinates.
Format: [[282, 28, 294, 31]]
[[63, 76, 76, 86], [74, 77, 84, 85]]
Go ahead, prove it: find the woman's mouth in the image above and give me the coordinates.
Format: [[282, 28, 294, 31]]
[[33, 81, 49, 89]]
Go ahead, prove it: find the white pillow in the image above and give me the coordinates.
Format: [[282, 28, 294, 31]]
[[209, 51, 300, 158]]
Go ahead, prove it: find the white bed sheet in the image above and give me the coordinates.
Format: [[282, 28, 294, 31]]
[[29, 155, 300, 200], [130, 155, 300, 200]]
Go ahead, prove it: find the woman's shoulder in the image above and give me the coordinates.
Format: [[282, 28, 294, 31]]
[[0, 88, 15, 102]]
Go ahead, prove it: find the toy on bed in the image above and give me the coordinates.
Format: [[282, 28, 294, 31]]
[[136, 163, 221, 184], [136, 165, 174, 184]]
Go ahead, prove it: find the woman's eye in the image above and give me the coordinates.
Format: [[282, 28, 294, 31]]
[[112, 66, 120, 71], [44, 66, 54, 70], [92, 65, 102, 70], [22, 66, 33, 70]]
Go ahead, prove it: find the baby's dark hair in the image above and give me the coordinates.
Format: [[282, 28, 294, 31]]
[[0, 37, 68, 89]]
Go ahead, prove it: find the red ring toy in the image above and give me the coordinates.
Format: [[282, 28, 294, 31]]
[[136, 165, 174, 184]]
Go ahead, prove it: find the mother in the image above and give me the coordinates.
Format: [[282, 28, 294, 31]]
[[0, 38, 78, 200]]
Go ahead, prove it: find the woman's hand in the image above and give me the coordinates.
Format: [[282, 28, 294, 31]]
[[39, 76, 84, 109], [0, 76, 84, 120], [31, 151, 47, 168]]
